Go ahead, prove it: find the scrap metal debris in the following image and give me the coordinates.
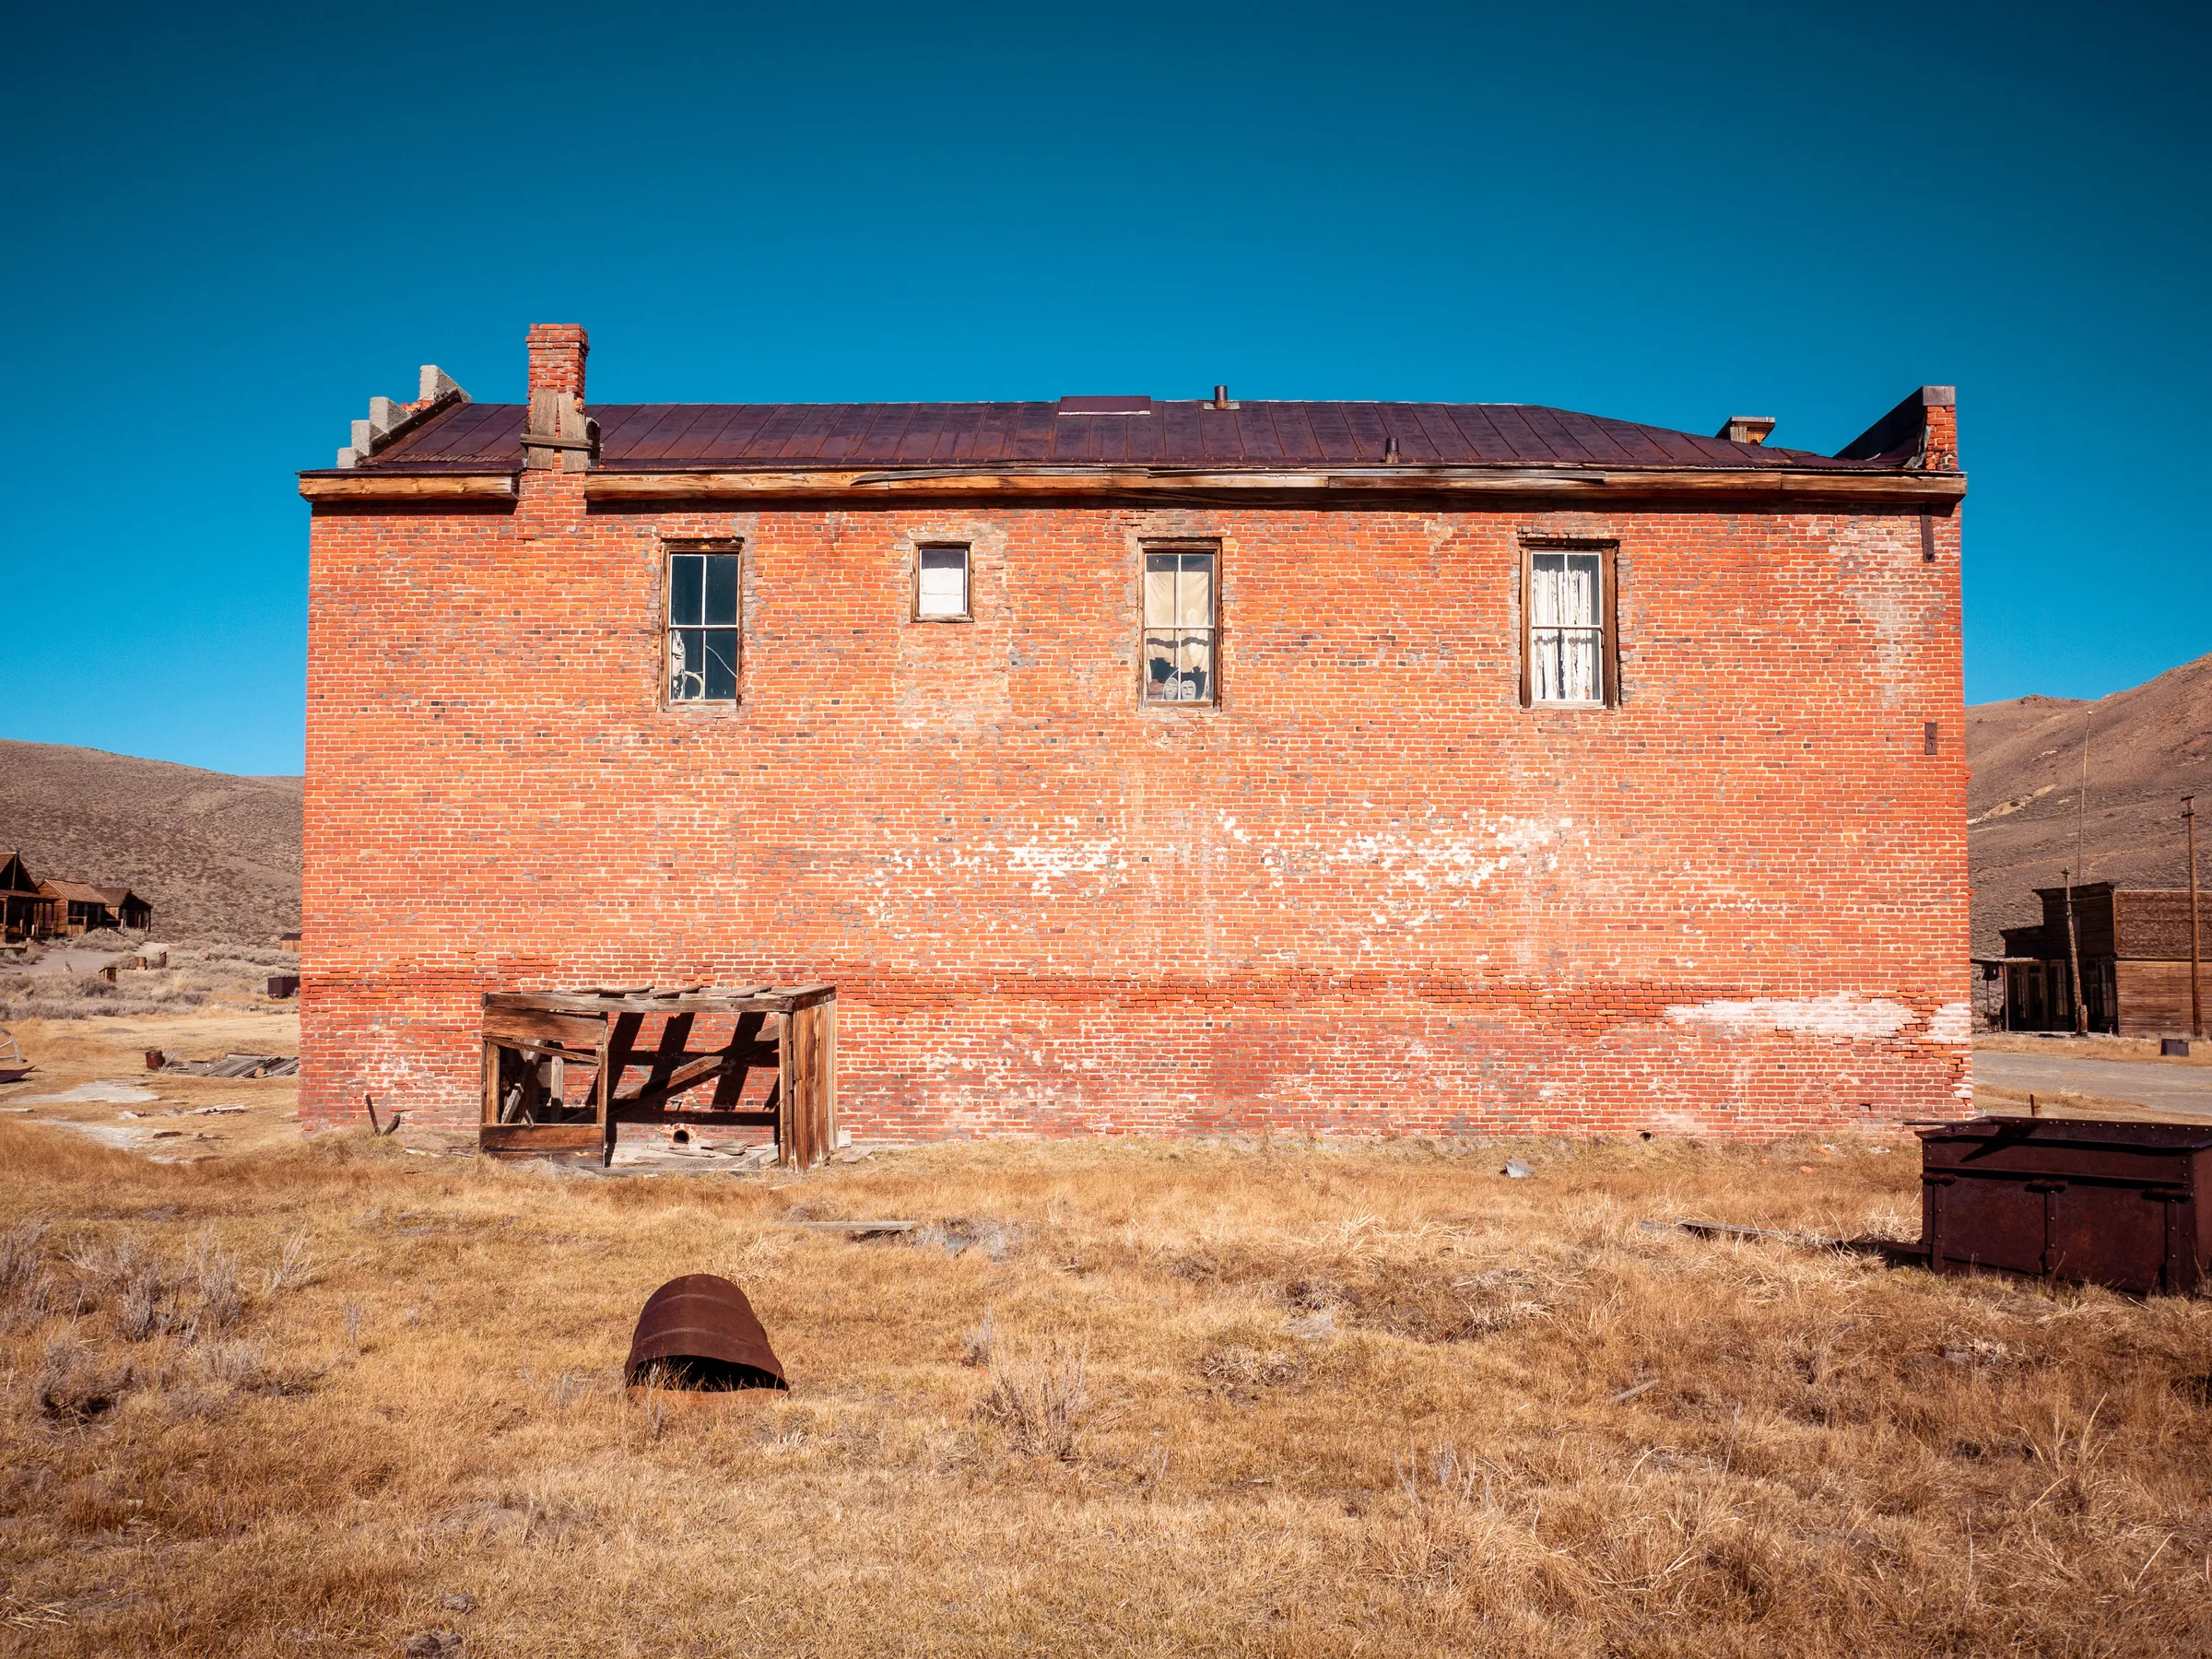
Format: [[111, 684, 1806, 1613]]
[[625, 1274, 786, 1399]]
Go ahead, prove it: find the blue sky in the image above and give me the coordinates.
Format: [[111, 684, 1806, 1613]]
[[1, 1, 2204, 775]]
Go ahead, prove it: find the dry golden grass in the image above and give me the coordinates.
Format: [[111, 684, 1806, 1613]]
[[3, 1120, 2211, 1657]]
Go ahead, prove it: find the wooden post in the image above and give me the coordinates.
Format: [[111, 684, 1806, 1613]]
[[598, 1013, 616, 1168], [776, 1012, 794, 1169], [2188, 796, 2204, 1041], [2062, 866, 2087, 1035], [481, 1041, 498, 1128]]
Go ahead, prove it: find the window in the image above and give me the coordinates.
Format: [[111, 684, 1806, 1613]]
[[666, 544, 739, 704], [1143, 546, 1217, 704], [914, 545, 971, 620], [1524, 547, 1613, 707]]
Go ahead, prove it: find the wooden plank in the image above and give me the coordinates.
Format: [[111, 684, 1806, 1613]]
[[606, 1107, 779, 1127], [480, 1124, 602, 1154], [581, 466, 1969, 505], [613, 1045, 777, 1113], [777, 1012, 794, 1170], [481, 1041, 497, 1128], [300, 473, 517, 500], [484, 1008, 606, 1049], [486, 989, 794, 1018]]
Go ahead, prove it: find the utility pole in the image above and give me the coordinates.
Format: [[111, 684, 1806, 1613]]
[[2187, 796, 2204, 1041], [2062, 865, 2087, 1035]]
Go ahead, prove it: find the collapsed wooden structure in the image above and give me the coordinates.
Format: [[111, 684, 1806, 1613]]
[[480, 984, 836, 1167]]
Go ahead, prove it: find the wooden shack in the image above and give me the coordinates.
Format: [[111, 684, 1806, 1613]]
[[480, 984, 835, 1167], [1984, 884, 2207, 1036], [34, 879, 151, 936], [0, 854, 58, 943]]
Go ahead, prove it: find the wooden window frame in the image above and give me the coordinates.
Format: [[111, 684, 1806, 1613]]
[[662, 537, 744, 711], [912, 543, 973, 624], [1519, 539, 1618, 710], [1139, 539, 1221, 709]]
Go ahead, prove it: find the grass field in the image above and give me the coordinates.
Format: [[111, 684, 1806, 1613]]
[[4, 1077, 2212, 1658]]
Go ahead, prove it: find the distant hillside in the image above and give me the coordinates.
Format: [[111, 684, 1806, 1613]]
[[1968, 652, 2212, 957], [0, 740, 300, 944]]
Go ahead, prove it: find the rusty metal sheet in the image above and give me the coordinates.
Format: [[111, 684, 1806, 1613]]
[[335, 397, 1903, 477], [625, 1274, 786, 1392]]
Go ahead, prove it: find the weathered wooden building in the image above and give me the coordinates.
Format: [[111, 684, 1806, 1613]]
[[1990, 884, 2207, 1036], [297, 324, 1970, 1141], [0, 853, 58, 942], [35, 879, 152, 936]]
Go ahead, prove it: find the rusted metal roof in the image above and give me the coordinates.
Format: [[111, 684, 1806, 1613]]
[[344, 398, 1914, 476]]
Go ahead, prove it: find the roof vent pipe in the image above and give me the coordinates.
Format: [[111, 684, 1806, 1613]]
[[1210, 384, 1239, 410]]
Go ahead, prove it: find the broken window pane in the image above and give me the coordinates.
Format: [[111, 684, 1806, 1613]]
[[917, 546, 969, 618], [667, 548, 741, 702], [1529, 551, 1604, 704]]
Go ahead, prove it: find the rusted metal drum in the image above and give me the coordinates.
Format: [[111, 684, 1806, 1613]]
[[624, 1274, 786, 1400]]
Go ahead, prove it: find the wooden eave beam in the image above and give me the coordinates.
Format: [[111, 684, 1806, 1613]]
[[485, 983, 836, 1018], [298, 473, 519, 500], [581, 465, 1967, 505]]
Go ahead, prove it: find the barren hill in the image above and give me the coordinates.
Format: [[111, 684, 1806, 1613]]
[[0, 739, 300, 944], [1968, 651, 2212, 957]]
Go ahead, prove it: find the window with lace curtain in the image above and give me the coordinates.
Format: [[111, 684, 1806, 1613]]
[[1523, 545, 1615, 707], [1143, 544, 1217, 705]]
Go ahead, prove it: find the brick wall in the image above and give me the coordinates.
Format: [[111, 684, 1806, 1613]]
[[302, 479, 1970, 1137]]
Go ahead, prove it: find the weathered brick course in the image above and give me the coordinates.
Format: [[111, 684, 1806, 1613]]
[[301, 335, 1968, 1139]]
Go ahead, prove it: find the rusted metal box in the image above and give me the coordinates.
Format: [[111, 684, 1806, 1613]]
[[1918, 1119, 2212, 1295]]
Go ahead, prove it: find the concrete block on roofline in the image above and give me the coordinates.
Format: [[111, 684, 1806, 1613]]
[[367, 395, 404, 432], [335, 446, 362, 468], [351, 418, 375, 452], [419, 365, 465, 403]]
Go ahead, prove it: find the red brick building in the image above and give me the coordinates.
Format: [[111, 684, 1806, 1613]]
[[299, 325, 1969, 1140]]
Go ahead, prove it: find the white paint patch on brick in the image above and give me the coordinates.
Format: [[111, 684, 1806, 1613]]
[[1006, 835, 1122, 892], [1665, 994, 1916, 1040], [1921, 1002, 1973, 1044]]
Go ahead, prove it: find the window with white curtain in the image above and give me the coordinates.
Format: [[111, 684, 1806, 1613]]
[[1527, 549, 1606, 705], [1143, 546, 1217, 704], [914, 545, 971, 620]]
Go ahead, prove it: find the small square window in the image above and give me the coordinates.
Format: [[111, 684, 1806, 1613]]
[[667, 546, 740, 704], [1143, 546, 1217, 705], [915, 545, 971, 620]]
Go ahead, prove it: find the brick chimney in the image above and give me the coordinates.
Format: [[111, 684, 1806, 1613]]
[[523, 324, 597, 471], [527, 324, 588, 402]]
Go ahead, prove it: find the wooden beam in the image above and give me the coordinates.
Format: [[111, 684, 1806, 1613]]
[[582, 465, 1967, 506], [298, 473, 518, 500], [481, 1124, 603, 1155], [606, 1107, 779, 1127], [485, 987, 823, 1018], [485, 1007, 606, 1049]]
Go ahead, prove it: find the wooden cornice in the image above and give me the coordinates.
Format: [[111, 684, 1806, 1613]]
[[299, 473, 518, 500], [298, 464, 1966, 507], [578, 465, 1967, 506]]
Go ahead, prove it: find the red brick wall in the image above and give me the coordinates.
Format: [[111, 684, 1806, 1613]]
[[302, 478, 1970, 1138]]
